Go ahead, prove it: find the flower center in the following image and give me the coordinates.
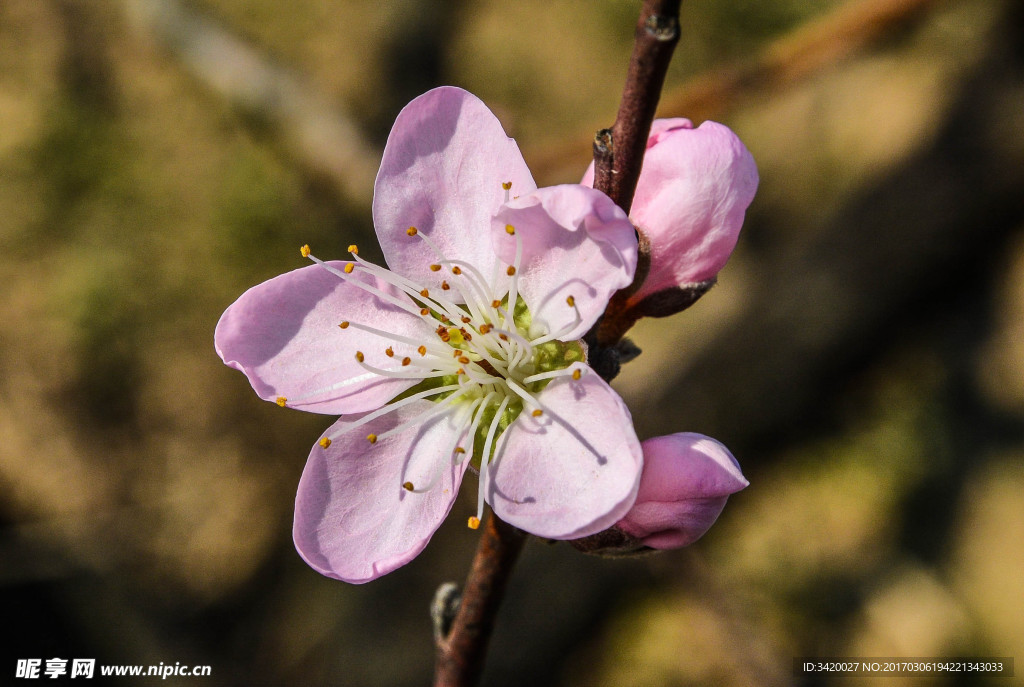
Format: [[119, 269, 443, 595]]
[[290, 186, 586, 528]]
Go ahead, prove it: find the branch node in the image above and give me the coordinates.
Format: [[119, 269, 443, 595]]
[[645, 13, 679, 41]]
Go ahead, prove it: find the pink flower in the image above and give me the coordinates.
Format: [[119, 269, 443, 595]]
[[616, 432, 748, 549], [215, 87, 644, 583], [582, 118, 758, 306]]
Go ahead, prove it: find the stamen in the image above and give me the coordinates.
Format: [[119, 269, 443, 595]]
[[355, 351, 365, 363], [407, 226, 418, 236], [319, 437, 332, 448], [340, 319, 450, 359], [303, 251, 423, 316], [532, 409, 543, 417], [417, 345, 427, 356], [348, 244, 359, 254], [505, 224, 515, 235], [502, 228, 524, 331], [529, 297, 583, 346], [402, 357, 411, 366], [372, 388, 473, 444], [344, 263, 355, 274], [300, 245, 311, 258], [367, 433, 378, 444], [275, 397, 287, 407], [403, 481, 414, 491], [468, 516, 481, 530], [385, 347, 394, 357], [522, 367, 582, 385], [324, 384, 464, 441], [474, 395, 511, 528], [441, 281, 450, 290], [430, 264, 442, 272]]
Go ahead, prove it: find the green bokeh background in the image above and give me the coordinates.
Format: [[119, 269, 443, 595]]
[[2, 0, 1022, 684]]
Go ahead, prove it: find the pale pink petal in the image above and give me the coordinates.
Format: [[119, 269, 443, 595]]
[[487, 363, 642, 538], [491, 185, 637, 341], [582, 119, 758, 297], [293, 401, 471, 583], [373, 86, 537, 292], [630, 121, 757, 294], [616, 432, 748, 549], [214, 262, 426, 415]]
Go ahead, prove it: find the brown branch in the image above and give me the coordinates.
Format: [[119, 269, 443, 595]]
[[593, 0, 681, 215], [433, 512, 526, 687]]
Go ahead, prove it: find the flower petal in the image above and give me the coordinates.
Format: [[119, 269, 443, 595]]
[[214, 262, 427, 415], [373, 86, 537, 291], [491, 185, 637, 340], [582, 119, 758, 297], [616, 432, 748, 549], [487, 363, 642, 538], [293, 400, 471, 583]]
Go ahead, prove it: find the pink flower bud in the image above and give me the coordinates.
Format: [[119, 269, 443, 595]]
[[582, 119, 758, 305], [615, 432, 748, 549]]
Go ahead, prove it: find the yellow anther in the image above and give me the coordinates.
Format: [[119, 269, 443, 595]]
[[420, 288, 429, 297], [479, 324, 493, 334], [454, 447, 466, 454], [501, 181, 512, 191], [344, 263, 355, 274], [440, 315, 451, 323], [355, 351, 365, 363], [505, 224, 515, 235], [441, 281, 450, 290], [572, 369, 582, 380], [275, 397, 287, 407], [403, 481, 414, 491], [319, 437, 332, 448], [467, 516, 481, 530], [498, 333, 509, 341], [407, 226, 418, 236], [566, 295, 576, 307], [420, 307, 430, 316], [532, 409, 543, 417], [417, 345, 427, 356], [451, 266, 462, 275], [348, 244, 359, 254], [459, 356, 470, 365], [453, 350, 462, 358], [339, 321, 350, 329], [367, 434, 378, 444], [492, 299, 501, 308], [385, 347, 394, 357], [300, 245, 311, 258], [430, 264, 442, 272], [456, 368, 465, 375], [402, 357, 411, 366], [461, 316, 471, 324]]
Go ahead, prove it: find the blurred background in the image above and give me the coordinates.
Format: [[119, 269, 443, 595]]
[[2, 0, 1022, 684]]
